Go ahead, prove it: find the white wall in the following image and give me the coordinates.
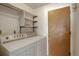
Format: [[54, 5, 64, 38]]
[[9, 3, 36, 16], [73, 4, 79, 56], [34, 3, 70, 36], [34, 3, 75, 55], [70, 4, 76, 56], [0, 5, 20, 35], [0, 3, 37, 35]]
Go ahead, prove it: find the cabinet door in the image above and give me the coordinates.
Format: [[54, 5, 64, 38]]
[[37, 38, 47, 56]]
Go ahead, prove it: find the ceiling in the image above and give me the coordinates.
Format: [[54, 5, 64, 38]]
[[25, 3, 48, 9]]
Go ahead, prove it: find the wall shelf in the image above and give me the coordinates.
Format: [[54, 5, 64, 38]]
[[33, 21, 38, 23], [25, 23, 32, 25], [32, 27, 38, 28], [33, 16, 38, 32], [33, 16, 38, 19], [20, 26, 38, 28], [25, 16, 33, 21], [20, 26, 33, 28], [19, 10, 38, 33]]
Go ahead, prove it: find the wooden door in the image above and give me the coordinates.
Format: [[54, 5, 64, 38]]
[[48, 7, 70, 56]]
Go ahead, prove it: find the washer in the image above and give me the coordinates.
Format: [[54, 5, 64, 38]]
[[0, 35, 46, 56]]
